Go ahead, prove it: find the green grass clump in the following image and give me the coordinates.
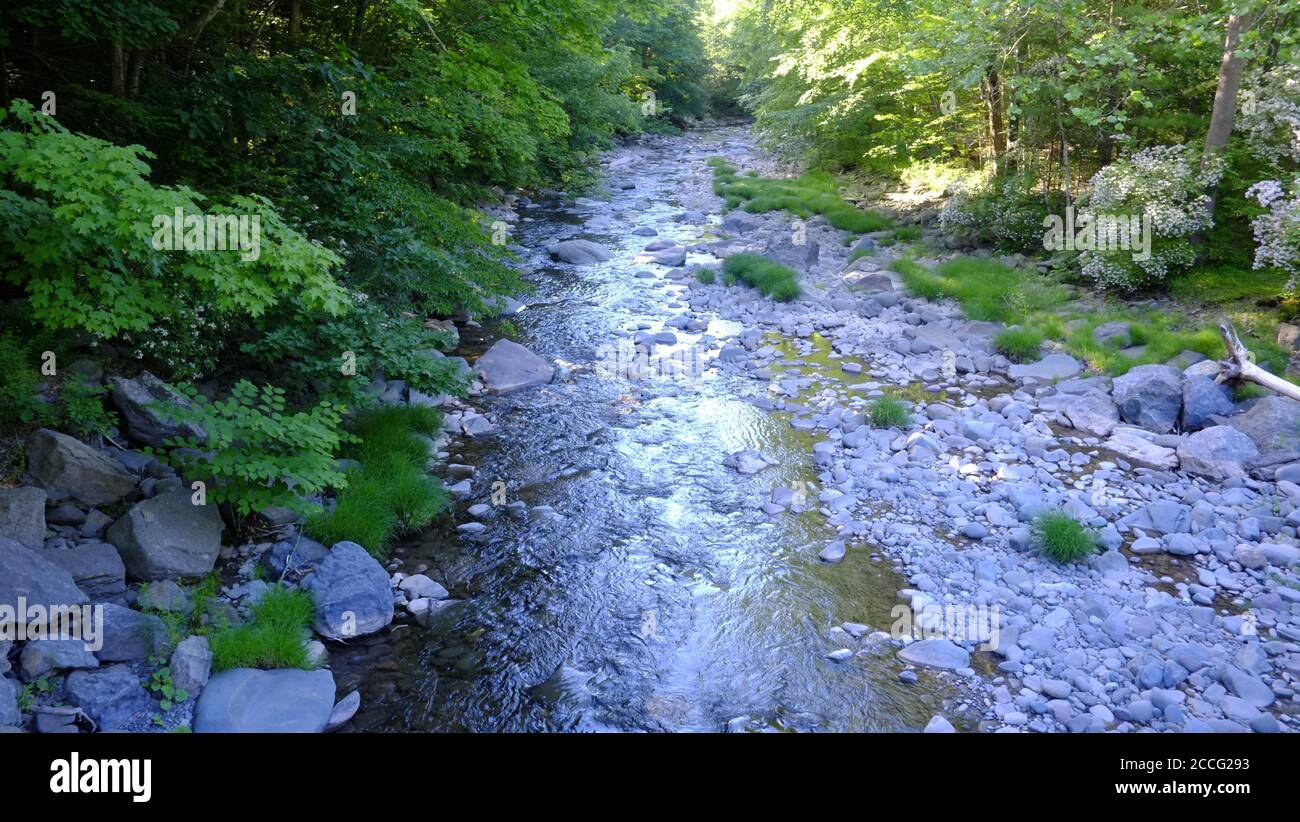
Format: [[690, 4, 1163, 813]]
[[306, 405, 448, 558], [707, 160, 892, 234], [893, 226, 922, 242], [1031, 509, 1101, 563], [891, 256, 1067, 323], [210, 585, 316, 671], [721, 253, 801, 301], [695, 267, 716, 285], [994, 327, 1043, 362], [868, 396, 911, 428]]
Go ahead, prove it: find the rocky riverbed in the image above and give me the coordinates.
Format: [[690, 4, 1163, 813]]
[[3, 124, 1298, 734]]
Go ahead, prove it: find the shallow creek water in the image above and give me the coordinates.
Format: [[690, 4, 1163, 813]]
[[330, 126, 959, 732]]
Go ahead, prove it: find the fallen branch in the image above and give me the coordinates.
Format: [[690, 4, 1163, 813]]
[[1217, 322, 1300, 402]]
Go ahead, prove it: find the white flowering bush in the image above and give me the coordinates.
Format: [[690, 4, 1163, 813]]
[[1078, 144, 1223, 291], [939, 176, 1055, 253], [1240, 65, 1300, 169], [1246, 177, 1300, 284]]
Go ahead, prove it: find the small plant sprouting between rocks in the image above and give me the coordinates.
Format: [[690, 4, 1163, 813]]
[[1031, 509, 1102, 563], [869, 395, 910, 428], [994, 327, 1043, 362], [695, 267, 716, 285], [721, 253, 801, 302], [209, 584, 317, 672]]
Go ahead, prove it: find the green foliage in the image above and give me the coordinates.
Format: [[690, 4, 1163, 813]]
[[57, 377, 118, 439], [891, 257, 1067, 323], [209, 585, 316, 672], [0, 100, 347, 338], [0, 332, 44, 431], [695, 267, 717, 284], [869, 396, 911, 428], [161, 381, 351, 516], [721, 253, 801, 301], [147, 667, 189, 712], [306, 406, 448, 558], [893, 226, 922, 243], [994, 327, 1044, 362], [1031, 509, 1101, 563]]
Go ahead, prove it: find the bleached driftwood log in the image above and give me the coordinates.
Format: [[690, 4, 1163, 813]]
[[1217, 322, 1300, 402]]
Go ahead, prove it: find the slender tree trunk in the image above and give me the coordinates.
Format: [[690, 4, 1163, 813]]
[[350, 0, 368, 49], [1203, 12, 1253, 214], [289, 0, 302, 51], [111, 40, 127, 96], [982, 68, 1008, 174]]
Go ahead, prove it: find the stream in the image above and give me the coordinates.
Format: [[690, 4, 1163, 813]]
[[330, 125, 959, 732]]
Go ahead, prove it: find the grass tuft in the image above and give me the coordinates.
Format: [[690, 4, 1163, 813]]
[[868, 395, 911, 428], [721, 253, 801, 301], [209, 585, 316, 671], [707, 159, 893, 234], [994, 327, 1043, 362], [1031, 509, 1101, 563]]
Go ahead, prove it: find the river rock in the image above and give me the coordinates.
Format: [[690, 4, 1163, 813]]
[[24, 429, 136, 506], [474, 339, 555, 394], [898, 639, 970, 670], [1227, 395, 1300, 453], [1092, 321, 1132, 348], [923, 714, 956, 733], [20, 639, 98, 679], [108, 371, 207, 447], [1009, 354, 1081, 382], [1181, 375, 1234, 431], [194, 668, 336, 733], [1112, 365, 1182, 432], [169, 635, 212, 693], [0, 677, 19, 726], [0, 537, 89, 622], [325, 690, 361, 732], [1176, 426, 1259, 480], [65, 665, 152, 730], [304, 541, 394, 640], [547, 239, 612, 264], [106, 490, 223, 580], [96, 603, 170, 662], [40, 542, 126, 599], [262, 536, 330, 579], [0, 487, 46, 549], [1221, 665, 1274, 708], [1060, 393, 1119, 437], [1104, 428, 1178, 470]]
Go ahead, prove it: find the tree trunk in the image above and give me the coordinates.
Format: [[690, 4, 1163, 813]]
[[1203, 12, 1253, 214], [289, 0, 302, 51], [110, 40, 127, 96], [983, 68, 1008, 174], [350, 0, 368, 49]]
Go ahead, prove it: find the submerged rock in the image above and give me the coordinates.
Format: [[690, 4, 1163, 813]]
[[194, 668, 336, 733], [546, 239, 613, 264]]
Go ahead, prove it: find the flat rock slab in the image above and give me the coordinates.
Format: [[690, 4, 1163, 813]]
[[898, 638, 970, 670], [1009, 354, 1081, 382], [194, 668, 336, 733], [474, 339, 555, 394]]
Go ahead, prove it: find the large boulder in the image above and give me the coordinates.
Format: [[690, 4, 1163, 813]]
[[106, 490, 223, 580], [24, 429, 136, 506], [41, 542, 126, 599], [1060, 392, 1119, 437], [20, 639, 98, 679], [1176, 426, 1259, 480], [1112, 365, 1182, 433], [1009, 354, 1082, 382], [638, 244, 687, 266], [0, 538, 89, 631], [96, 603, 170, 662], [108, 371, 207, 447], [0, 487, 46, 549], [763, 240, 819, 273], [65, 665, 152, 731], [474, 339, 555, 394], [1228, 395, 1300, 453], [194, 668, 335, 733], [1181, 375, 1235, 431], [546, 239, 612, 264], [304, 541, 393, 640]]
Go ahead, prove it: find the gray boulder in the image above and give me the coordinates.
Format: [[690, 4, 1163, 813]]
[[898, 639, 970, 670], [1060, 392, 1119, 437], [65, 665, 152, 730], [24, 429, 136, 506], [474, 339, 555, 394], [1176, 426, 1259, 480], [0, 487, 46, 549], [0, 538, 89, 623], [1181, 375, 1234, 431], [0, 676, 19, 726], [41, 542, 126, 599], [108, 371, 207, 447], [304, 541, 393, 640], [96, 603, 170, 662], [640, 245, 687, 266], [194, 668, 335, 733], [1228, 395, 1300, 453], [106, 489, 223, 580], [764, 240, 819, 272], [546, 239, 612, 264], [169, 635, 212, 693], [1112, 365, 1182, 433], [1092, 321, 1132, 348], [1009, 354, 1082, 382], [20, 639, 98, 679], [262, 535, 330, 579]]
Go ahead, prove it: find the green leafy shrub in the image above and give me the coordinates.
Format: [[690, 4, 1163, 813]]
[[695, 267, 716, 284], [209, 585, 316, 671], [0, 332, 43, 431], [869, 396, 911, 428], [994, 327, 1043, 362], [709, 161, 892, 233], [721, 253, 801, 301], [1031, 509, 1101, 563], [57, 377, 117, 439], [161, 381, 351, 516]]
